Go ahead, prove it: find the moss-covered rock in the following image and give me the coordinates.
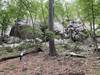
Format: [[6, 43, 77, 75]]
[[10, 25, 34, 39]]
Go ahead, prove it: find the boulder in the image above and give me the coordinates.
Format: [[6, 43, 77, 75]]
[[7, 37, 21, 44], [9, 25, 34, 39], [54, 22, 65, 34]]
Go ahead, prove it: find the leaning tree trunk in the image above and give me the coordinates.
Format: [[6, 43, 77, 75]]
[[48, 0, 57, 56]]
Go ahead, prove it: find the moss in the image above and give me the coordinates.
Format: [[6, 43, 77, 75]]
[[5, 47, 14, 53], [0, 42, 36, 59], [15, 43, 34, 51]]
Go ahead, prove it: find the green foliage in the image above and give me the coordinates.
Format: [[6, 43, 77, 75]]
[[5, 47, 13, 52], [9, 0, 28, 19], [20, 25, 33, 33], [96, 31, 100, 36], [33, 28, 44, 38], [20, 25, 44, 39], [55, 35, 61, 39], [0, 10, 10, 32], [45, 29, 55, 40], [54, 0, 73, 23], [95, 25, 100, 36], [75, 0, 100, 23], [16, 43, 34, 51], [0, 0, 99, 42], [40, 24, 48, 32]]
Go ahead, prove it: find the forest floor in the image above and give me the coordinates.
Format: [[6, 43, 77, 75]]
[[0, 48, 100, 75]]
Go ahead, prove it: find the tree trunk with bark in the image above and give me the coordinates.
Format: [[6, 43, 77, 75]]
[[48, 0, 57, 56], [91, 0, 98, 51]]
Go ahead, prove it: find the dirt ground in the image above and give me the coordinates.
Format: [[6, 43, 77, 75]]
[[0, 51, 100, 75]]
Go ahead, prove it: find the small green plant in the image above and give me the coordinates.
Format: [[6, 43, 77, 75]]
[[5, 47, 13, 53], [33, 29, 44, 39], [45, 29, 55, 40], [16, 43, 34, 51]]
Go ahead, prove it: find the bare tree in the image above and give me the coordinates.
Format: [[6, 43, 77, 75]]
[[48, 0, 57, 56]]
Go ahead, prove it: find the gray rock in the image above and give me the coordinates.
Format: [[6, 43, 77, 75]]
[[9, 25, 34, 39], [7, 37, 21, 44]]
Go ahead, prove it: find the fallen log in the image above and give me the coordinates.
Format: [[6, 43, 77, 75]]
[[68, 71, 85, 75], [0, 48, 43, 62], [65, 52, 86, 58]]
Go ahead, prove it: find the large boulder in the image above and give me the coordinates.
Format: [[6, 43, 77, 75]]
[[10, 19, 43, 40], [9, 25, 34, 39], [53, 22, 65, 34]]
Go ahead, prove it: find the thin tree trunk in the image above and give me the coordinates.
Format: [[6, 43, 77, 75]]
[[40, 0, 46, 25], [89, 22, 93, 37], [40, 0, 47, 45], [48, 0, 57, 56], [21, 0, 36, 44], [89, 22, 92, 32], [91, 0, 98, 51], [1, 28, 4, 42]]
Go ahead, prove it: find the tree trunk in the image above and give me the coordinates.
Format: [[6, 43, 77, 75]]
[[89, 22, 93, 37], [1, 27, 5, 43], [91, 0, 98, 51], [48, 0, 57, 56]]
